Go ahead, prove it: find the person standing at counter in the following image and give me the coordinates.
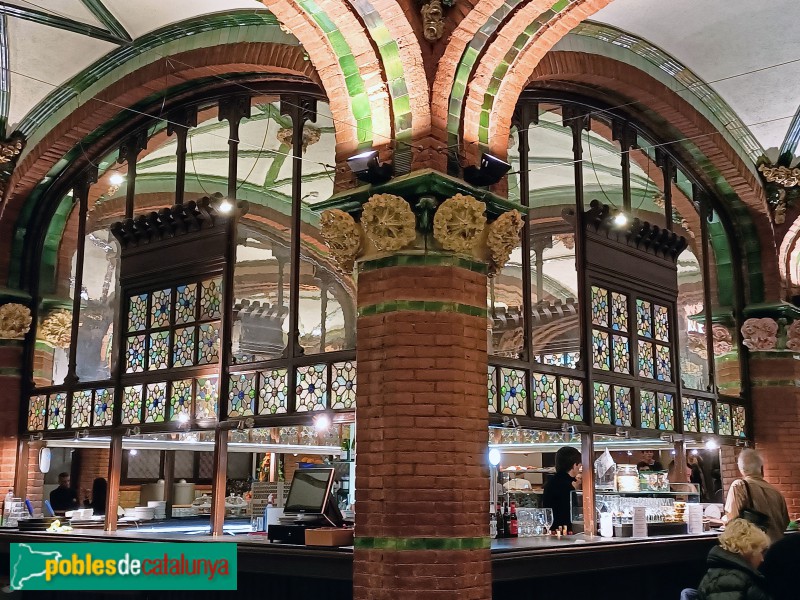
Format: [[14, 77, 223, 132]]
[[49, 472, 79, 513], [86, 478, 107, 516], [542, 447, 582, 532], [637, 450, 664, 472]]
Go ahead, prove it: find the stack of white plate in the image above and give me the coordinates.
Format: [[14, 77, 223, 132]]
[[147, 501, 167, 519], [124, 507, 155, 521]]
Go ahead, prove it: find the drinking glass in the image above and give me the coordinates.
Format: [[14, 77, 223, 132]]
[[533, 509, 547, 536], [543, 508, 554, 532]]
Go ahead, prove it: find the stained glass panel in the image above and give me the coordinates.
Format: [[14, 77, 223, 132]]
[[540, 353, 579, 369], [488, 366, 498, 413], [148, 331, 170, 370], [593, 382, 612, 425], [150, 288, 171, 329], [658, 393, 675, 430], [93, 389, 114, 427], [656, 344, 671, 382], [128, 294, 148, 332], [122, 385, 142, 424], [173, 326, 195, 367], [698, 399, 714, 433], [640, 390, 657, 429], [47, 393, 67, 430], [636, 299, 652, 338], [655, 305, 670, 342], [197, 322, 220, 365], [638, 340, 654, 378], [591, 286, 609, 326], [614, 386, 632, 427], [331, 361, 356, 410], [145, 382, 167, 423], [611, 292, 628, 332], [612, 335, 629, 374], [71, 389, 93, 428], [200, 278, 222, 321], [560, 378, 583, 422], [175, 283, 197, 325], [125, 335, 146, 373], [532, 372, 557, 419], [28, 395, 46, 431], [170, 379, 192, 421], [228, 373, 257, 417], [296, 364, 328, 412], [717, 403, 733, 436], [259, 368, 288, 414], [592, 330, 610, 370], [500, 368, 527, 415], [683, 398, 698, 433], [733, 406, 746, 438], [195, 376, 219, 419]]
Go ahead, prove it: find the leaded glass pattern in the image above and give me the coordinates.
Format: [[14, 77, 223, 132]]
[[656, 344, 671, 381], [636, 299, 652, 338], [125, 334, 146, 373], [612, 335, 630, 374], [500, 368, 527, 415], [296, 364, 328, 412], [733, 406, 746, 438], [611, 292, 628, 332], [540, 353, 579, 369], [170, 379, 192, 421], [175, 283, 197, 325], [71, 389, 93, 428], [122, 385, 142, 424], [655, 305, 670, 342], [93, 389, 114, 426], [718, 403, 733, 436], [640, 391, 657, 429], [145, 382, 167, 423], [592, 330, 610, 370], [698, 399, 714, 433], [197, 322, 220, 365], [560, 378, 583, 421], [591, 286, 609, 326], [259, 368, 288, 414], [148, 331, 170, 370], [28, 395, 46, 431], [593, 382, 612, 425], [200, 278, 222, 320], [228, 373, 256, 417], [614, 386, 633, 427], [128, 294, 148, 332], [173, 326, 195, 367], [150, 288, 171, 329], [488, 366, 498, 413], [657, 393, 675, 430], [532, 372, 557, 418], [638, 341, 654, 378], [331, 361, 357, 410], [683, 398, 698, 432], [563, 352, 579, 369], [195, 376, 218, 419], [47, 393, 67, 429]]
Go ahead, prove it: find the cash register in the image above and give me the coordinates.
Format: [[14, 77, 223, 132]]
[[267, 467, 344, 544]]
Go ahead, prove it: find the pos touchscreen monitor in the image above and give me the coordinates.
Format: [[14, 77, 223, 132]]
[[282, 467, 343, 526]]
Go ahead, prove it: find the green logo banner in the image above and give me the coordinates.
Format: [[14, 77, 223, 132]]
[[10, 542, 237, 590]]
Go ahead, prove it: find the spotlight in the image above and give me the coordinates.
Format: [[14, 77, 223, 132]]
[[616, 427, 630, 439], [561, 423, 577, 435], [314, 414, 331, 432], [346, 150, 392, 184], [488, 448, 501, 467], [218, 199, 233, 214], [109, 173, 125, 186], [705, 439, 719, 450], [613, 211, 628, 227], [502, 415, 519, 428], [130, 449, 138, 456], [464, 153, 511, 187], [177, 413, 189, 424]]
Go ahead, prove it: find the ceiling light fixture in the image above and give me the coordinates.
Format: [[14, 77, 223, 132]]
[[613, 211, 628, 227], [463, 153, 511, 187], [314, 414, 331, 432], [218, 199, 233, 214], [109, 173, 125, 186], [346, 150, 392, 185]]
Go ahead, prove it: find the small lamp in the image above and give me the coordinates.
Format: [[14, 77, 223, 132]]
[[464, 153, 511, 187], [346, 150, 392, 184]]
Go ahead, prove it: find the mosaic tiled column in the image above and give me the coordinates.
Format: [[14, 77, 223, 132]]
[[318, 172, 523, 600]]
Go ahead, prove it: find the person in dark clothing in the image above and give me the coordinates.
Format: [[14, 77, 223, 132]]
[[760, 531, 800, 600], [697, 519, 772, 600], [87, 478, 107, 516], [49, 472, 79, 512], [542, 446, 581, 532], [638, 450, 664, 471]]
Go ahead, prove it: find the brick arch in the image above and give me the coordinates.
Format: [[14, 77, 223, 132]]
[[778, 217, 800, 297]]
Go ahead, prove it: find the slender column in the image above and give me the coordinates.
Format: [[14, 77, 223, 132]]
[[167, 107, 197, 206], [163, 450, 175, 519], [209, 428, 229, 535], [104, 431, 122, 531], [118, 132, 147, 220], [581, 432, 596, 537]]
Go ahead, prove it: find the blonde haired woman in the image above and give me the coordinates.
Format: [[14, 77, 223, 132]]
[[697, 519, 772, 600]]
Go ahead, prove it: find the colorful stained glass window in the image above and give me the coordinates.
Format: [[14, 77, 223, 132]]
[[125, 335, 146, 373], [148, 331, 170, 370], [93, 389, 114, 427], [173, 326, 195, 367], [563, 352, 579, 369], [200, 278, 222, 321], [683, 398, 698, 432], [296, 364, 328, 412], [656, 344, 671, 381], [195, 376, 219, 419], [170, 379, 193, 421], [640, 391, 657, 429], [488, 366, 498, 413], [614, 386, 633, 427], [717, 403, 733, 436], [175, 283, 197, 325], [71, 389, 93, 428], [560, 378, 583, 422], [636, 299, 652, 338], [698, 399, 714, 433], [638, 341, 654, 378], [331, 362, 356, 410], [150, 288, 171, 329], [128, 293, 148, 332], [593, 382, 612, 425], [733, 406, 746, 438], [592, 330, 610, 370], [259, 368, 288, 414], [500, 368, 527, 415], [611, 292, 628, 332], [197, 322, 220, 365], [655, 305, 670, 342], [228, 373, 257, 416], [591, 286, 609, 326], [28, 395, 46, 431], [658, 393, 675, 430], [541, 353, 579, 369], [122, 385, 142, 424], [532, 372, 557, 419], [47, 393, 67, 430], [145, 382, 167, 423], [612, 335, 630, 374]]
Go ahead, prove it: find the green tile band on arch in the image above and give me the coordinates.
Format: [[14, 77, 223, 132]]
[[358, 253, 488, 274], [354, 536, 491, 551], [358, 300, 486, 318]]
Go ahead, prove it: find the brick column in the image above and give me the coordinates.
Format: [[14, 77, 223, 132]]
[[354, 256, 490, 600]]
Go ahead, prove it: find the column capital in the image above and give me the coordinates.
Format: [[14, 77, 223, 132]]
[[738, 302, 800, 352]]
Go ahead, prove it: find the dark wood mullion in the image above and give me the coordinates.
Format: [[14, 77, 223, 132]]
[[118, 131, 147, 220], [696, 187, 717, 394], [515, 103, 534, 364], [168, 107, 198, 207]]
